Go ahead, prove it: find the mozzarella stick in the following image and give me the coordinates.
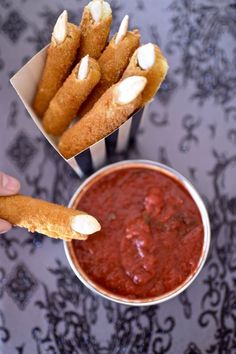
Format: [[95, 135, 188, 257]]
[[122, 43, 169, 104], [33, 10, 81, 117], [59, 76, 147, 159], [79, 15, 140, 117], [42, 55, 101, 136], [0, 195, 101, 241], [78, 0, 112, 60]]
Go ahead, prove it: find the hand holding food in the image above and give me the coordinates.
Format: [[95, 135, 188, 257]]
[[42, 55, 101, 136], [78, 0, 112, 60], [33, 10, 81, 117], [78, 15, 140, 117], [59, 76, 147, 158], [0, 195, 101, 241], [122, 43, 169, 104]]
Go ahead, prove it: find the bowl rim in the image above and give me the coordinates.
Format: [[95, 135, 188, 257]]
[[64, 159, 211, 306]]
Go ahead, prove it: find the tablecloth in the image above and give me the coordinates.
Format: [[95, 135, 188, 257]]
[[0, 0, 236, 353]]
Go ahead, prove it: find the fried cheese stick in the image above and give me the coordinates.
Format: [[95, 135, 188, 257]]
[[78, 15, 140, 117], [122, 43, 169, 104], [33, 10, 81, 117], [78, 0, 112, 59], [59, 76, 147, 158], [42, 55, 101, 136], [0, 195, 101, 241]]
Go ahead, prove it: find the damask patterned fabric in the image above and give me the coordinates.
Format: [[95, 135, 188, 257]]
[[0, 0, 235, 353]]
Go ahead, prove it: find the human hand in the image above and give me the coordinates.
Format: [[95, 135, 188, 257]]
[[0, 172, 20, 234]]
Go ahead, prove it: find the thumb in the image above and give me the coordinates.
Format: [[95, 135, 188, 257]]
[[0, 172, 20, 196]]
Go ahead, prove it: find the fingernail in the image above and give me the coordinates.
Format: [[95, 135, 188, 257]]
[[2, 174, 20, 192]]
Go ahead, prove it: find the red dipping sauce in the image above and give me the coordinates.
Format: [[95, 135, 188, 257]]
[[71, 165, 204, 300]]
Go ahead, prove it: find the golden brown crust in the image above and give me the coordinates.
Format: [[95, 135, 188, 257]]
[[78, 30, 140, 117], [58, 82, 142, 159], [78, 8, 112, 60], [122, 44, 169, 104], [42, 57, 101, 136], [0, 195, 88, 241], [33, 23, 81, 118]]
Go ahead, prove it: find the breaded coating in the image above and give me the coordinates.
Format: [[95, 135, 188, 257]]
[[33, 23, 81, 117], [43, 56, 101, 136]]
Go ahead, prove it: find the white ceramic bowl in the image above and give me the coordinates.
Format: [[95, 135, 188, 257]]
[[64, 160, 211, 306]]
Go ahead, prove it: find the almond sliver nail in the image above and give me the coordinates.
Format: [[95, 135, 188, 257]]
[[115, 76, 147, 105], [78, 55, 89, 80], [89, 0, 103, 23], [115, 15, 129, 45], [53, 10, 68, 44], [137, 43, 155, 70], [71, 214, 101, 235]]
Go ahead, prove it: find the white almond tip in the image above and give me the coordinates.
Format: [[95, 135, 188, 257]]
[[71, 214, 101, 235], [53, 10, 68, 44], [87, 0, 111, 22], [115, 15, 129, 45], [89, 0, 102, 23], [137, 43, 155, 70], [78, 55, 89, 80], [116, 76, 147, 105]]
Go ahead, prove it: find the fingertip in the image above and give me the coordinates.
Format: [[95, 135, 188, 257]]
[[0, 173, 21, 196], [6, 176, 21, 193], [0, 220, 12, 234], [11, 177, 21, 193]]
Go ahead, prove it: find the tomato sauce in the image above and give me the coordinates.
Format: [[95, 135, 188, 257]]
[[72, 166, 204, 300]]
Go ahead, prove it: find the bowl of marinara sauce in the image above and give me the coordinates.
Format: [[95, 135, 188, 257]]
[[64, 160, 210, 306]]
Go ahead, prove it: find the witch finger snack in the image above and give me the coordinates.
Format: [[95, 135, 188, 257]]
[[33, 10, 81, 117], [0, 195, 101, 241], [78, 0, 112, 60], [43, 55, 101, 136]]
